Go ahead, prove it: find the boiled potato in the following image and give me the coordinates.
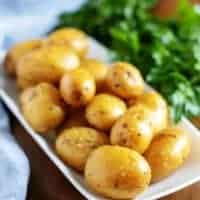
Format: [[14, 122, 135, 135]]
[[129, 91, 169, 134], [20, 83, 65, 133], [85, 145, 151, 199], [55, 127, 108, 171], [60, 109, 88, 130], [60, 68, 96, 107], [86, 94, 127, 131], [17, 45, 80, 89], [106, 62, 144, 99], [80, 58, 108, 89], [144, 127, 191, 182], [4, 39, 42, 76], [46, 28, 89, 57], [111, 104, 153, 153]]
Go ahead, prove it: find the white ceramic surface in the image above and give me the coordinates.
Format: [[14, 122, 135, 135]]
[[0, 40, 200, 200]]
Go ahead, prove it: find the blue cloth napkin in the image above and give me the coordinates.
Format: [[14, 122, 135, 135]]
[[0, 1, 85, 199]]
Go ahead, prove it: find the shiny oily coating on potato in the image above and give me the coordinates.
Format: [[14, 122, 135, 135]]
[[85, 145, 151, 199], [60, 68, 96, 107], [129, 91, 169, 134], [4, 39, 42, 76], [16, 45, 80, 89], [55, 127, 108, 172], [144, 127, 191, 182], [46, 28, 89, 57], [86, 94, 127, 131], [80, 58, 108, 89], [20, 83, 65, 133], [106, 62, 144, 99], [111, 104, 154, 154]]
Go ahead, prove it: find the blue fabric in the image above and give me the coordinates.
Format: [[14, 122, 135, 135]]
[[0, 1, 85, 199]]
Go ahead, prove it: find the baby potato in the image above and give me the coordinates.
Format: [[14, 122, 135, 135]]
[[130, 91, 169, 134], [111, 104, 153, 153], [17, 45, 80, 89], [144, 127, 191, 182], [106, 62, 144, 99], [85, 145, 151, 199], [60, 109, 88, 130], [46, 28, 89, 57], [4, 39, 42, 76], [60, 68, 96, 107], [86, 94, 127, 131], [20, 83, 65, 133], [55, 127, 108, 172], [80, 58, 108, 89]]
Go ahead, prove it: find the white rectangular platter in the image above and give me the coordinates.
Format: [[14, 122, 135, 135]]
[[0, 39, 200, 200]]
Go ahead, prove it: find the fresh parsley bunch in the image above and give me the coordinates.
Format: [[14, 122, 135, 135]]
[[56, 0, 200, 122]]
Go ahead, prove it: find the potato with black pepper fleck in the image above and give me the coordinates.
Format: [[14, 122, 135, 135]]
[[80, 58, 108, 90], [86, 94, 127, 131], [46, 28, 89, 57], [129, 91, 169, 134], [55, 127, 108, 172], [106, 62, 144, 99], [20, 83, 65, 133], [17, 45, 80, 89], [144, 127, 191, 182], [111, 104, 154, 153], [85, 145, 151, 199], [60, 68, 96, 107], [4, 39, 42, 76]]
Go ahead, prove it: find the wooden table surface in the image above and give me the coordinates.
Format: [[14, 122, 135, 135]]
[[10, 115, 200, 200]]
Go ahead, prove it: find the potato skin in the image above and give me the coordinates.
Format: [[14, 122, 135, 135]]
[[55, 127, 108, 172], [46, 28, 89, 57], [80, 58, 108, 89], [85, 145, 151, 199], [144, 127, 191, 182], [4, 39, 42, 76], [111, 104, 153, 153], [60, 68, 96, 107], [130, 91, 169, 134], [86, 94, 127, 131], [17, 45, 80, 89], [106, 62, 144, 99], [20, 83, 65, 133]]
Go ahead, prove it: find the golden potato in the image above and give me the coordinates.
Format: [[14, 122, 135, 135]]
[[60, 68, 96, 107], [46, 28, 89, 57], [144, 127, 191, 182], [106, 62, 144, 99], [130, 91, 169, 134], [80, 58, 108, 89], [4, 39, 42, 76], [55, 127, 108, 171], [86, 94, 127, 131], [60, 109, 88, 130], [111, 104, 153, 153], [17, 45, 80, 89], [85, 145, 151, 199], [20, 83, 65, 133]]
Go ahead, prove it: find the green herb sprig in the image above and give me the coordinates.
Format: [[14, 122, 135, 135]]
[[56, 0, 200, 122]]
